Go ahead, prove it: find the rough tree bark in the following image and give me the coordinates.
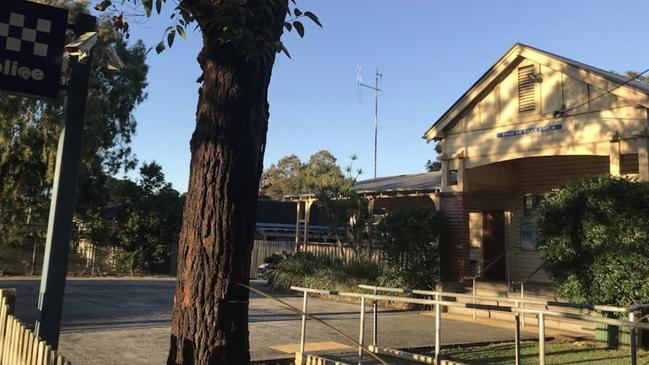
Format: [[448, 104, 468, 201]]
[[168, 1, 288, 364]]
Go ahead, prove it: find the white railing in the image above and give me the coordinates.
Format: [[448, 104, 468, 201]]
[[291, 285, 649, 365]]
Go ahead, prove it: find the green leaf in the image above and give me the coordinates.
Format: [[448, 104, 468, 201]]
[[155, 41, 165, 54], [293, 8, 302, 17], [304, 11, 322, 27], [176, 25, 186, 39], [167, 30, 176, 47], [143, 0, 152, 17], [280, 42, 291, 59], [293, 21, 304, 37], [284, 22, 292, 32], [155, 0, 162, 14]]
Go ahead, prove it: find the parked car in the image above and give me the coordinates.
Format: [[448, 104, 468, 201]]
[[256, 263, 271, 279]]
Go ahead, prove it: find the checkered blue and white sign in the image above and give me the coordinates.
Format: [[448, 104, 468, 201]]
[[0, 0, 68, 99]]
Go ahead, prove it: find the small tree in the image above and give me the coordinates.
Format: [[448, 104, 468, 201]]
[[312, 155, 370, 255], [375, 207, 440, 290], [536, 176, 649, 307], [425, 142, 443, 172], [114, 162, 183, 275]]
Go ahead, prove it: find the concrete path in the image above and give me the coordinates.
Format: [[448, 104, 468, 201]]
[[0, 278, 538, 364]]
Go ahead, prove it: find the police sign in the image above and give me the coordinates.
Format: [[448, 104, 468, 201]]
[[0, 0, 68, 99]]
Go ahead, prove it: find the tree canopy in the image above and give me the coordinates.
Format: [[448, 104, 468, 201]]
[[259, 149, 345, 199], [0, 0, 149, 243]]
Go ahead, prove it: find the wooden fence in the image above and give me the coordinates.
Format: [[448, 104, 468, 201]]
[[250, 240, 380, 278], [0, 289, 69, 365]]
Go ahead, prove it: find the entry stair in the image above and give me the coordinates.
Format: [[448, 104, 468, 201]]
[[443, 281, 594, 336]]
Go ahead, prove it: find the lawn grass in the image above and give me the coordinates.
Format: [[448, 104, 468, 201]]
[[440, 340, 648, 364]]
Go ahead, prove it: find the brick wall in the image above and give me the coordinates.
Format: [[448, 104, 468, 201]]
[[438, 192, 470, 281]]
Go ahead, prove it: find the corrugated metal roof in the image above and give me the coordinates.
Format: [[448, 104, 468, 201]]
[[353, 171, 442, 194]]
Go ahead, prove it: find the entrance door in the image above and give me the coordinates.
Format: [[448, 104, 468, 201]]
[[482, 211, 506, 281]]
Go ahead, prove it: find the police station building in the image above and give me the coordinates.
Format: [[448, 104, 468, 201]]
[[425, 43, 649, 284]]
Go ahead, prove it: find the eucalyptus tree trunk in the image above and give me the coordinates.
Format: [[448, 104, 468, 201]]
[[168, 1, 288, 364]]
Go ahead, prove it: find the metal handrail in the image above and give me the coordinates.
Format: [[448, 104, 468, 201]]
[[357, 284, 629, 313], [291, 285, 648, 365], [468, 248, 513, 319], [470, 249, 509, 281]]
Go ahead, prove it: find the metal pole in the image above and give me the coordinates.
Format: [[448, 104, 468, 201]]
[[630, 311, 637, 365], [520, 283, 525, 327], [358, 296, 366, 364], [35, 13, 96, 350], [472, 278, 477, 319], [538, 313, 545, 365], [300, 291, 308, 354], [373, 70, 379, 179], [372, 289, 378, 347], [435, 301, 441, 365], [514, 313, 521, 365]]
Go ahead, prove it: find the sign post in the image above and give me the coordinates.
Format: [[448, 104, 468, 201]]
[[35, 13, 96, 349], [1, 0, 96, 349]]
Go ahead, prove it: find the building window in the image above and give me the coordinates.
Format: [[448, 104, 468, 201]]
[[521, 195, 543, 250], [523, 195, 543, 217], [448, 169, 458, 185], [518, 65, 536, 113]]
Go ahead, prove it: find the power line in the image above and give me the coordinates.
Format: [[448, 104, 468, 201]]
[[555, 67, 649, 118]]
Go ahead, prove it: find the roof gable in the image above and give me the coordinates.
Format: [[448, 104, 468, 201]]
[[424, 43, 649, 141]]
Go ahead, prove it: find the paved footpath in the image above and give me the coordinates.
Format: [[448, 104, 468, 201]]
[[0, 278, 538, 364]]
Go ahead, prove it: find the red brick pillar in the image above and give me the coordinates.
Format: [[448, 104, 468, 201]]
[[438, 192, 470, 282]]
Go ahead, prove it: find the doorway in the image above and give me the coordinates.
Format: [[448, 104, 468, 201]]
[[482, 211, 506, 281]]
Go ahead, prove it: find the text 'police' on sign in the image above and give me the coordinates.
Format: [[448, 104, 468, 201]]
[[0, 0, 68, 99]]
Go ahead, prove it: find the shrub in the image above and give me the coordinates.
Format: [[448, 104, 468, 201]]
[[264, 251, 381, 292], [375, 207, 440, 290], [536, 176, 649, 307], [264, 206, 441, 293]]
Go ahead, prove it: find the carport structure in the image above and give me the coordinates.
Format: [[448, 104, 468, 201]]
[[287, 172, 440, 251]]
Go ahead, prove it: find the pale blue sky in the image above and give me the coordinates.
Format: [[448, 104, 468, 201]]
[[121, 0, 649, 192]]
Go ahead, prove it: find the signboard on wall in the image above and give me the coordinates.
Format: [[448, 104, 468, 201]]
[[497, 124, 563, 138], [0, 0, 68, 99]]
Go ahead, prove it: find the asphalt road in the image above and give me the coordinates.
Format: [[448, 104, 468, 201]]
[[0, 278, 536, 364]]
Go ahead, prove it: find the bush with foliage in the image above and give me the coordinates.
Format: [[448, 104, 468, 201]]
[[536, 176, 649, 307], [265, 206, 441, 292], [264, 251, 380, 292], [375, 207, 440, 290]]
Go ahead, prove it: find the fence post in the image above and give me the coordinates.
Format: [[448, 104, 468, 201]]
[[514, 313, 521, 365], [630, 311, 637, 365], [538, 313, 545, 365], [472, 278, 477, 320], [435, 301, 441, 365], [520, 283, 525, 327], [299, 291, 308, 355], [358, 296, 366, 364], [1, 289, 16, 315], [372, 288, 378, 347]]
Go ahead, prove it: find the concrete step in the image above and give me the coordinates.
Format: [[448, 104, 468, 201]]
[[444, 305, 594, 336]]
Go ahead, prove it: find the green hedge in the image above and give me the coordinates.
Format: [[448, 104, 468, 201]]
[[536, 176, 649, 307]]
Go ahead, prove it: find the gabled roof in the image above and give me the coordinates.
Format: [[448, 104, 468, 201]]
[[423, 43, 649, 141], [284, 171, 442, 200], [354, 172, 441, 195]]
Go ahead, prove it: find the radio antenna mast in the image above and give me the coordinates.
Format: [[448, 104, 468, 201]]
[[357, 65, 383, 178]]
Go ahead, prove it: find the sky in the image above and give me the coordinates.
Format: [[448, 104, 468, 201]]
[[121, 0, 649, 193]]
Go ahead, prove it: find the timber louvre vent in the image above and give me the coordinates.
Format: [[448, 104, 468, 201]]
[[518, 65, 536, 112]]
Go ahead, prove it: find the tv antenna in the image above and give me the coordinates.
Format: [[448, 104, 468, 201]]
[[357, 65, 383, 178]]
